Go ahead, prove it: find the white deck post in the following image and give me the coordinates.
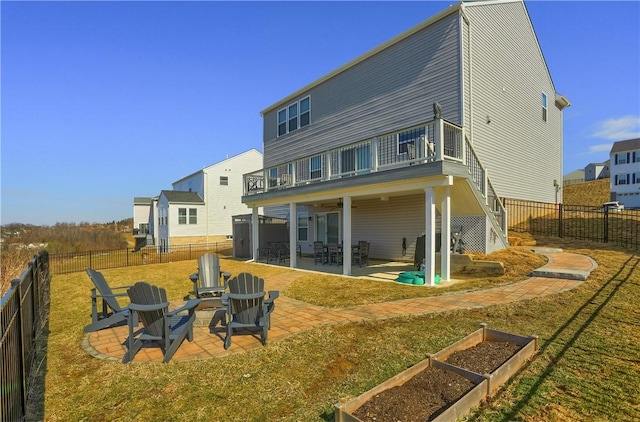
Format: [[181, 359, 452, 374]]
[[371, 137, 379, 172], [440, 186, 451, 281], [343, 196, 352, 275], [435, 117, 444, 161], [289, 202, 297, 268], [424, 187, 436, 286], [252, 206, 259, 261]]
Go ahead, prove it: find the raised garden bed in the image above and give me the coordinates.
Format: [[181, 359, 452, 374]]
[[335, 323, 538, 422]]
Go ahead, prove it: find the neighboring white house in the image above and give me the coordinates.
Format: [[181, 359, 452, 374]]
[[609, 138, 640, 208], [584, 161, 609, 181], [241, 0, 570, 279], [133, 149, 264, 250]]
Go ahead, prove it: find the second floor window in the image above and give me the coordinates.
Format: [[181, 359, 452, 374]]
[[220, 176, 228, 186], [277, 96, 310, 137], [178, 208, 187, 224], [189, 208, 197, 224], [542, 92, 548, 122]]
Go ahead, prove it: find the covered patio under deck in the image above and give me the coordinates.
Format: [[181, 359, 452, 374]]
[[244, 174, 458, 284]]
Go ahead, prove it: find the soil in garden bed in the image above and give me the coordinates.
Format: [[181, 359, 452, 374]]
[[445, 340, 522, 374], [352, 341, 521, 422]]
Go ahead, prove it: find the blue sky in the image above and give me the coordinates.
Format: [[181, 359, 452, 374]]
[[2, 1, 639, 226]]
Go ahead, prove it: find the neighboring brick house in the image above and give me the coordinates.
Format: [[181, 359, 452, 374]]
[[609, 138, 640, 208], [241, 0, 569, 280]]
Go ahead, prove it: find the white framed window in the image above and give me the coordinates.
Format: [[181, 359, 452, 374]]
[[189, 208, 197, 224], [220, 176, 228, 186], [277, 96, 310, 137], [297, 211, 308, 242], [178, 208, 187, 224], [310, 155, 322, 180], [542, 92, 548, 122], [278, 109, 287, 136]]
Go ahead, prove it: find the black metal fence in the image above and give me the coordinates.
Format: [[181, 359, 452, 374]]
[[505, 199, 640, 249], [1, 251, 51, 422], [49, 241, 234, 274]]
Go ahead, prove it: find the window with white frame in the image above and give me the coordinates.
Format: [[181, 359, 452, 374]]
[[178, 208, 197, 224], [220, 176, 228, 186], [542, 92, 548, 122], [277, 96, 310, 137], [310, 155, 322, 180], [297, 212, 308, 241]]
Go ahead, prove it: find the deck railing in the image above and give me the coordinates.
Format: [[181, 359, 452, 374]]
[[244, 118, 465, 195], [244, 118, 505, 237]]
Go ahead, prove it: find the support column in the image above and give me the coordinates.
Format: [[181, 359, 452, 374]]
[[424, 187, 436, 286], [440, 186, 451, 282], [251, 206, 259, 261], [289, 202, 297, 268], [342, 196, 352, 276]]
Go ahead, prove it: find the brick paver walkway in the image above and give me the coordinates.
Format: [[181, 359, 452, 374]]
[[82, 250, 597, 363]]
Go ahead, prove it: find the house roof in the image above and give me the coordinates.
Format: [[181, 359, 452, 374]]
[[160, 190, 204, 204], [133, 197, 154, 205], [261, 0, 566, 116], [610, 138, 640, 154], [172, 148, 263, 185]]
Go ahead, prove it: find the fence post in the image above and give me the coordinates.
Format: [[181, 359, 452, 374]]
[[558, 203, 564, 238], [10, 277, 28, 420], [603, 208, 609, 243]]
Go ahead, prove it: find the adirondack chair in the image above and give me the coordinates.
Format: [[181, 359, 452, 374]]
[[123, 281, 201, 363], [223, 272, 279, 350], [189, 253, 231, 298], [84, 268, 136, 333]]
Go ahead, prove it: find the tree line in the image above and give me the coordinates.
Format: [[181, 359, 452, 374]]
[[1, 219, 133, 254]]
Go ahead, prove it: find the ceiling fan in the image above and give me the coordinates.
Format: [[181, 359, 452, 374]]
[[328, 200, 357, 211]]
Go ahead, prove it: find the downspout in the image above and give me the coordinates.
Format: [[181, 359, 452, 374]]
[[460, 5, 473, 144]]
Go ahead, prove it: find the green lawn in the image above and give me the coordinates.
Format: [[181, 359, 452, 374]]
[[33, 239, 639, 421]]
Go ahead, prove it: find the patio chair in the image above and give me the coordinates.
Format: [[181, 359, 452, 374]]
[[189, 253, 231, 298], [314, 241, 327, 265], [352, 241, 370, 267], [123, 281, 200, 363], [84, 268, 136, 333], [328, 243, 342, 265], [223, 272, 279, 350]]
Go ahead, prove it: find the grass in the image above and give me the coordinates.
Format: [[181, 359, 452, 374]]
[[563, 179, 610, 206], [35, 239, 639, 421], [284, 248, 546, 307]]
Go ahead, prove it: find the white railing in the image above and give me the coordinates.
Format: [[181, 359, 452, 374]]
[[243, 118, 507, 237], [244, 118, 464, 195]]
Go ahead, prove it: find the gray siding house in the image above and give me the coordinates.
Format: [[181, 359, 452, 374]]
[[242, 0, 569, 281]]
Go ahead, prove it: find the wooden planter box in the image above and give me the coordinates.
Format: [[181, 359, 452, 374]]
[[334, 324, 538, 422]]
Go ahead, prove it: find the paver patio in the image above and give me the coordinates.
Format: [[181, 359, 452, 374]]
[[82, 249, 597, 363]]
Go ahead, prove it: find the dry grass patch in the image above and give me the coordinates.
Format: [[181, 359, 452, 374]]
[[284, 248, 546, 307], [36, 242, 639, 421]]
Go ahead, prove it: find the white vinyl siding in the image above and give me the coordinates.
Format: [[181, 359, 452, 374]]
[[462, 1, 563, 204]]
